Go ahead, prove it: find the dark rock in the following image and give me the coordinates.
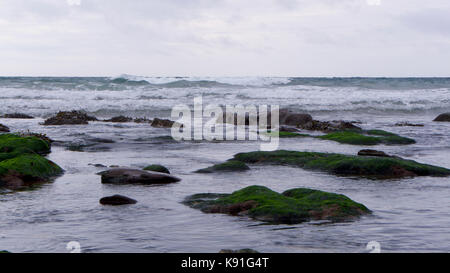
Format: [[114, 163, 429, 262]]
[[43, 111, 97, 125], [301, 120, 361, 132], [100, 195, 137, 205], [282, 113, 313, 127], [358, 149, 392, 158], [151, 118, 175, 128], [433, 113, 450, 122], [2, 113, 34, 119], [0, 124, 10, 132], [100, 168, 181, 184], [134, 117, 152, 123], [89, 163, 107, 168], [143, 164, 170, 174], [104, 116, 133, 123]]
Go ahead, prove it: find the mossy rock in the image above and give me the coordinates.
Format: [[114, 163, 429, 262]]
[[318, 130, 415, 145], [0, 134, 51, 155], [196, 160, 250, 173], [232, 150, 450, 179], [0, 250, 10, 253], [183, 185, 370, 224], [143, 164, 170, 174]]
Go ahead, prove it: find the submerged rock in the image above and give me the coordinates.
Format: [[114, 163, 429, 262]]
[[43, 111, 97, 125], [196, 160, 250, 173], [104, 116, 133, 123], [100, 168, 180, 184], [318, 130, 415, 145], [395, 122, 424, 127], [357, 149, 394, 158], [143, 164, 170, 174], [1, 113, 34, 119], [231, 150, 450, 179], [99, 195, 137, 206], [0, 124, 10, 132], [433, 113, 450, 122], [151, 118, 176, 128], [183, 185, 371, 224]]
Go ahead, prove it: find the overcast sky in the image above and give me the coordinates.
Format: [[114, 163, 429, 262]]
[[0, 0, 449, 77]]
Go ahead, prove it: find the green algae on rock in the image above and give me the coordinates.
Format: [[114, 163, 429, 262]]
[[0, 135, 63, 191], [0, 134, 51, 155], [183, 185, 370, 224], [143, 164, 170, 174], [232, 150, 450, 179], [318, 130, 415, 145], [195, 160, 250, 173]]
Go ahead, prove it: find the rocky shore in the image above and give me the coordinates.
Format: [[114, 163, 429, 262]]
[[1, 110, 450, 252]]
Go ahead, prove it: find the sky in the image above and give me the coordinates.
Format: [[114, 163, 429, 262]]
[[0, 0, 449, 77]]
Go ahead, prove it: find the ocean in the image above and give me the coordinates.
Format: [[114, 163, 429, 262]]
[[0, 76, 449, 252]]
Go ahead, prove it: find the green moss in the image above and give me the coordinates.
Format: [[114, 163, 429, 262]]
[[183, 185, 370, 224], [196, 160, 250, 173], [232, 150, 450, 178], [143, 164, 170, 174], [0, 154, 63, 178], [0, 251, 10, 253], [317, 130, 415, 145], [0, 134, 50, 155]]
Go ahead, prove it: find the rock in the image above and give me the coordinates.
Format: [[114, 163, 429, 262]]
[[100, 168, 181, 184], [282, 113, 313, 127], [183, 185, 371, 224], [196, 160, 250, 173], [2, 113, 34, 119], [143, 164, 170, 174], [151, 118, 176, 128], [99, 195, 137, 206], [104, 116, 133, 123], [134, 117, 152, 123], [433, 113, 450, 122], [0, 154, 63, 190], [219, 249, 259, 253], [0, 124, 10, 132], [395, 122, 424, 127], [318, 129, 415, 145], [232, 150, 450, 179], [357, 149, 393, 158], [43, 111, 97, 125], [0, 250, 10, 253], [0, 133, 51, 155], [16, 132, 53, 143], [89, 163, 107, 168], [300, 120, 361, 132]]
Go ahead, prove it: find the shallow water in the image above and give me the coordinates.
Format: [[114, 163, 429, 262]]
[[0, 77, 449, 253]]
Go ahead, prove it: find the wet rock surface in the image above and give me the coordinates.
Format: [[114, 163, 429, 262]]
[[100, 168, 181, 184], [43, 111, 98, 125], [100, 195, 137, 206]]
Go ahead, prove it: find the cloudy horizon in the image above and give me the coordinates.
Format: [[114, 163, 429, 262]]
[[0, 0, 449, 77]]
